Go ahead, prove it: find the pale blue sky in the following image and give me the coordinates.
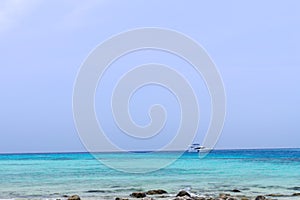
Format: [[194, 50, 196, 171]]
[[0, 0, 299, 153]]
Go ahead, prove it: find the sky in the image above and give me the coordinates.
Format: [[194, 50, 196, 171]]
[[0, 0, 300, 153]]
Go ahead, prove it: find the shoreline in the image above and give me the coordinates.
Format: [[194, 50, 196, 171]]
[[1, 189, 300, 200]]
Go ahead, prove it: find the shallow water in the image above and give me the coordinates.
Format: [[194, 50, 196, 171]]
[[0, 149, 299, 199]]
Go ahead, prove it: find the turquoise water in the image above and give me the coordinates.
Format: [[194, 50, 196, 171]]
[[0, 149, 300, 199]]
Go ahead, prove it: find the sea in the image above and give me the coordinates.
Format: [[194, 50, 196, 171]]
[[0, 149, 299, 200]]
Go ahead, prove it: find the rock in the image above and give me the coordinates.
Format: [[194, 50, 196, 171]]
[[173, 196, 192, 200], [191, 197, 206, 200], [141, 197, 154, 200], [293, 193, 300, 196], [289, 186, 300, 190], [255, 196, 266, 200], [231, 189, 241, 193], [267, 193, 285, 197], [219, 193, 230, 199], [87, 190, 105, 193], [226, 198, 237, 200], [157, 195, 169, 198], [130, 192, 147, 198], [67, 195, 81, 200], [176, 191, 191, 197], [115, 198, 129, 200], [240, 198, 249, 200], [62, 195, 68, 198], [146, 189, 168, 195]]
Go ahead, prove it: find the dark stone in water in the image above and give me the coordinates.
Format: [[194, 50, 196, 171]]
[[289, 186, 300, 190], [115, 198, 129, 200], [176, 191, 191, 197], [130, 192, 147, 198], [87, 190, 106, 193], [293, 193, 300, 196], [62, 195, 68, 198], [267, 193, 285, 197], [111, 185, 121, 188], [67, 195, 81, 200], [255, 196, 266, 200], [231, 189, 241, 193], [146, 189, 168, 195]]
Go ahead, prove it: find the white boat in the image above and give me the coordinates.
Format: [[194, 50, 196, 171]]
[[188, 144, 211, 153]]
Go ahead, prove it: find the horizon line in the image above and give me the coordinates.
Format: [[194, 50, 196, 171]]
[[0, 147, 299, 155]]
